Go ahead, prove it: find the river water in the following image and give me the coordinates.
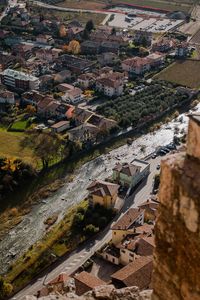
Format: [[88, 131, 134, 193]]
[[0, 104, 199, 273]]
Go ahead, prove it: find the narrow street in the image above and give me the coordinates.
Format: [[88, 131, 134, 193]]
[[11, 156, 161, 299]]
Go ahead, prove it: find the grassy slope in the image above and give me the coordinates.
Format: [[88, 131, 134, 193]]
[[0, 130, 35, 166]]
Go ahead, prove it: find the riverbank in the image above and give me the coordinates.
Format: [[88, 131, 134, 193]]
[[0, 100, 199, 276]]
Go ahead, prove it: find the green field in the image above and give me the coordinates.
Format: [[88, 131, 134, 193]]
[[154, 60, 200, 89], [10, 120, 28, 131], [0, 130, 35, 165]]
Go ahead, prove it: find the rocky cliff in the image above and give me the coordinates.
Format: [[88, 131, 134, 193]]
[[23, 285, 152, 300], [152, 114, 200, 300]]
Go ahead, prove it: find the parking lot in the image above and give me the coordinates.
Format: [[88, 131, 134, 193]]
[[108, 13, 184, 33]]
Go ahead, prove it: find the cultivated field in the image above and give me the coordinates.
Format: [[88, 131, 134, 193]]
[[59, 0, 193, 12], [155, 60, 200, 89]]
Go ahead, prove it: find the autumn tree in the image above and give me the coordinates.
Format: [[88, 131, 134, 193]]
[[59, 24, 67, 38], [69, 40, 80, 54], [26, 104, 36, 115], [20, 132, 62, 168]]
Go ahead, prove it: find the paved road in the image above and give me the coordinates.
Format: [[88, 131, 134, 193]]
[[34, 1, 110, 15], [11, 156, 161, 299]]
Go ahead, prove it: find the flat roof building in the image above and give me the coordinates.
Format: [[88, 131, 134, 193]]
[[0, 69, 39, 91]]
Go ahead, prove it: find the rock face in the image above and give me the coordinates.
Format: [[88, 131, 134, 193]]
[[23, 286, 152, 300], [152, 114, 200, 300]]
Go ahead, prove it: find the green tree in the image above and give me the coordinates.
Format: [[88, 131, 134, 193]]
[[84, 224, 99, 236], [85, 20, 94, 32], [20, 132, 62, 168], [0, 277, 13, 300]]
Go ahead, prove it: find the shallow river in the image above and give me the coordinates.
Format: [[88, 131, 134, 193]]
[[0, 104, 199, 273]]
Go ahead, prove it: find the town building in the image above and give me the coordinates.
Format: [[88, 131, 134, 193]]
[[175, 42, 189, 57], [111, 255, 153, 289], [96, 72, 125, 97], [51, 120, 70, 133], [0, 90, 15, 104], [147, 52, 165, 67], [138, 199, 159, 221], [122, 57, 151, 75], [111, 208, 145, 245], [0, 69, 39, 91], [87, 180, 119, 209], [60, 55, 96, 74], [74, 271, 106, 296], [113, 159, 150, 189], [77, 73, 95, 89]]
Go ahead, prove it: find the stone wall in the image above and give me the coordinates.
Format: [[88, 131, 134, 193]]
[[152, 114, 200, 300]]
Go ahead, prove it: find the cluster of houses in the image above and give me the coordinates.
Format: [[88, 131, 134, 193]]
[[0, 2, 192, 142], [35, 186, 158, 298]]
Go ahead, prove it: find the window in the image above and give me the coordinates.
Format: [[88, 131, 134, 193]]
[[114, 232, 116, 235]]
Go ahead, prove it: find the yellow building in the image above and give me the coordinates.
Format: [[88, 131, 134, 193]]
[[87, 180, 119, 209], [111, 208, 145, 245]]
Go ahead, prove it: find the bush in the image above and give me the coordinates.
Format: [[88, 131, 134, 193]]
[[84, 224, 99, 236]]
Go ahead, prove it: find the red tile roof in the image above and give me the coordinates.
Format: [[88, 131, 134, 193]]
[[111, 256, 153, 289], [87, 180, 119, 197], [48, 272, 70, 285], [111, 208, 144, 230]]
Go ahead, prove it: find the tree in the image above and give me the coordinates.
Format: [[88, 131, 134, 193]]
[[59, 24, 67, 38], [0, 277, 13, 300], [82, 29, 89, 40], [63, 40, 80, 54], [26, 104, 36, 115], [20, 132, 62, 168], [85, 20, 94, 32], [111, 27, 116, 35], [84, 224, 99, 236]]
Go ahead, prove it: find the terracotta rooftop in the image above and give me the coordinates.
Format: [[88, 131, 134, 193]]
[[48, 272, 70, 285], [111, 208, 144, 231], [135, 237, 155, 256], [51, 120, 69, 129], [74, 271, 105, 289], [87, 180, 119, 197], [113, 163, 141, 177], [111, 256, 153, 289]]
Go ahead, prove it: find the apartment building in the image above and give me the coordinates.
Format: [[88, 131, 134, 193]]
[[0, 69, 39, 91]]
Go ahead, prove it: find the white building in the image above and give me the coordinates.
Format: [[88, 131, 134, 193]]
[[96, 72, 124, 97], [0, 69, 39, 91], [122, 57, 151, 75]]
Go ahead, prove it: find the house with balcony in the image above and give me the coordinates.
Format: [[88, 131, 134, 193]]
[[96, 72, 124, 97], [122, 57, 151, 75]]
